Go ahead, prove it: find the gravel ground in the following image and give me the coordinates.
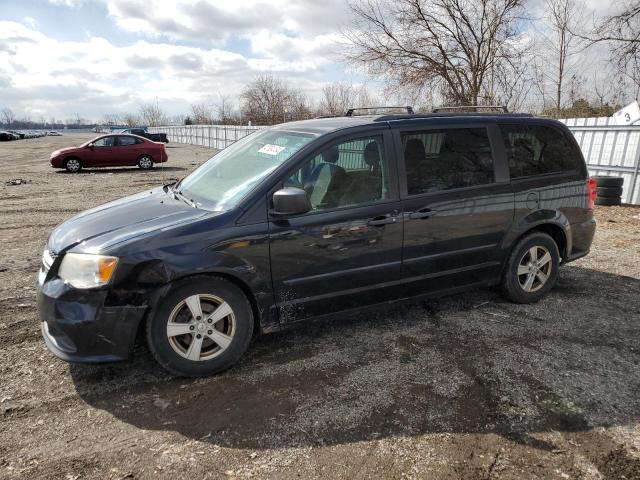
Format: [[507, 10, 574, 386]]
[[1, 133, 640, 480]]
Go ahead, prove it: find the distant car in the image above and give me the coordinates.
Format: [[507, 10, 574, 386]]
[[47, 131, 62, 136], [8, 130, 25, 139], [0, 131, 14, 141], [49, 134, 168, 172], [119, 128, 169, 143]]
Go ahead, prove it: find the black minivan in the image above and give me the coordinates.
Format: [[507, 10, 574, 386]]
[[37, 109, 597, 376]]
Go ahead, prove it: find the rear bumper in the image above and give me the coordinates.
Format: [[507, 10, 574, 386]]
[[565, 217, 596, 263], [37, 278, 147, 363]]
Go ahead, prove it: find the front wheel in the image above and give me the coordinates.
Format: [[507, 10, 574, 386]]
[[64, 157, 82, 173], [147, 277, 254, 377], [137, 155, 153, 170], [501, 232, 560, 303]]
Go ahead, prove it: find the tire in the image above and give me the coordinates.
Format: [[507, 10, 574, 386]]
[[137, 155, 154, 170], [593, 176, 623, 188], [596, 186, 622, 197], [501, 232, 560, 304], [64, 157, 82, 173], [595, 196, 622, 206], [147, 276, 254, 377]]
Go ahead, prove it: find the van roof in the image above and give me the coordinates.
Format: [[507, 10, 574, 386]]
[[271, 112, 557, 136]]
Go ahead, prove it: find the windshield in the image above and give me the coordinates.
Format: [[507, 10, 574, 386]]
[[177, 129, 317, 211]]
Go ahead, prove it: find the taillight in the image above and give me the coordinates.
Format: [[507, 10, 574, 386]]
[[587, 177, 597, 209]]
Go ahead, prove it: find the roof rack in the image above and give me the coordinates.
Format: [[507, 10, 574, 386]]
[[345, 106, 414, 116], [432, 105, 509, 113]]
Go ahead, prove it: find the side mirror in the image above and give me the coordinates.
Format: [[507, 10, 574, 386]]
[[87, 144, 94, 149], [270, 187, 311, 217]]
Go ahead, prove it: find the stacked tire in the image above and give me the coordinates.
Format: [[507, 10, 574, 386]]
[[593, 176, 624, 206]]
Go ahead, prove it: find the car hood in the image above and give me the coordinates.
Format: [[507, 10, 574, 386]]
[[48, 187, 209, 254], [51, 147, 80, 157]]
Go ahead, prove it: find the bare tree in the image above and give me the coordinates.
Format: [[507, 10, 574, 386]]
[[214, 94, 236, 124], [490, 51, 533, 112], [591, 1, 640, 61], [287, 90, 313, 120], [543, 0, 585, 116], [240, 75, 312, 125], [139, 102, 167, 127], [355, 85, 380, 108], [1, 108, 15, 126], [121, 113, 140, 127], [576, 1, 640, 102], [102, 113, 120, 126], [344, 0, 525, 106], [319, 82, 356, 115], [241, 75, 289, 125], [190, 102, 214, 124]]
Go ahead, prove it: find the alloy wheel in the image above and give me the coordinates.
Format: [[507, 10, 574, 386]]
[[139, 156, 153, 169], [517, 245, 553, 293], [166, 294, 236, 361], [66, 159, 80, 172]]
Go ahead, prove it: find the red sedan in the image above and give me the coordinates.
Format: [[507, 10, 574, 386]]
[[50, 134, 168, 173]]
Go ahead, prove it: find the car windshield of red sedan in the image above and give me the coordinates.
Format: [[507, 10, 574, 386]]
[[177, 129, 318, 211]]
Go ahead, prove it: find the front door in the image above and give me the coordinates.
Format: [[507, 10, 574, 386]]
[[396, 124, 514, 296], [269, 130, 403, 322], [88, 135, 115, 166]]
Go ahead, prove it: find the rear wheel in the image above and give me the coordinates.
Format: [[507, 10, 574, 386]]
[[501, 232, 560, 303], [137, 155, 153, 170], [64, 157, 82, 173], [147, 277, 254, 377]]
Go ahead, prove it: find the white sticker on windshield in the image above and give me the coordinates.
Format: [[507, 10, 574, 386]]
[[258, 144, 286, 156]]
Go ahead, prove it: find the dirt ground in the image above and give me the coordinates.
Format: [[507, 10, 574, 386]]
[[1, 133, 640, 480]]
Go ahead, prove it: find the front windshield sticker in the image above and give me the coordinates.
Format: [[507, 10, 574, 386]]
[[258, 144, 286, 156]]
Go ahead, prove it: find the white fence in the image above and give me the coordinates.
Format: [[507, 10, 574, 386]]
[[148, 125, 263, 149], [152, 119, 640, 205], [560, 118, 640, 204]]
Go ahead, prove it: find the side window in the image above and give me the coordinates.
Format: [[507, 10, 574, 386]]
[[285, 135, 389, 211], [93, 136, 114, 147], [500, 124, 583, 178], [116, 136, 137, 146], [402, 127, 494, 195]]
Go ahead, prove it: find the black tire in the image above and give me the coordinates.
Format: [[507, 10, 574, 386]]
[[593, 176, 623, 188], [595, 196, 622, 206], [147, 276, 254, 377], [501, 232, 560, 304], [596, 186, 623, 197], [137, 155, 154, 170], [64, 157, 82, 173]]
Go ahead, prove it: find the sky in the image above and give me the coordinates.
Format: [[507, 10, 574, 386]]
[[0, 0, 359, 122], [0, 0, 619, 123]]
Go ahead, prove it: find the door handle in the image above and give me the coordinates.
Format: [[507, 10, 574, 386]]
[[368, 214, 397, 226], [409, 208, 436, 220]]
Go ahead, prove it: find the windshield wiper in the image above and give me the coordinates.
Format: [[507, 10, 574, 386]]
[[169, 185, 197, 208]]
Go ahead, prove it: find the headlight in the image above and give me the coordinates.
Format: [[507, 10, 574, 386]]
[[58, 253, 118, 289]]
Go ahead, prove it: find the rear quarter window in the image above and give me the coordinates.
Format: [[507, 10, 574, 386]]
[[499, 124, 585, 178]]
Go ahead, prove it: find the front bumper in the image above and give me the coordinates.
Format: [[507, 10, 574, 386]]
[[37, 278, 147, 363]]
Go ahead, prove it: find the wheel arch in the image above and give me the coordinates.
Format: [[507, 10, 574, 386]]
[[503, 210, 572, 261], [146, 270, 266, 337]]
